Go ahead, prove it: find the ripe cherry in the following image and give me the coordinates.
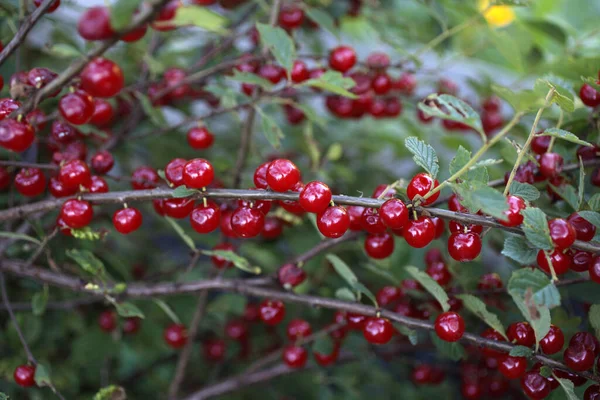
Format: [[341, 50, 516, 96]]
[[231, 206, 264, 238], [569, 331, 600, 356], [520, 371, 550, 400], [282, 345, 307, 369], [540, 325, 564, 355], [564, 343, 595, 371], [537, 249, 570, 275], [299, 181, 332, 214], [448, 232, 482, 262], [187, 126, 214, 149], [284, 104, 305, 124], [259, 300, 285, 326], [113, 207, 143, 234], [347, 205, 365, 231], [548, 218, 576, 249], [313, 342, 340, 366], [394, 73, 417, 95], [569, 249, 592, 272], [364, 232, 394, 259], [165, 158, 187, 187], [403, 216, 435, 248], [98, 310, 117, 332], [426, 262, 452, 286], [372, 74, 392, 95], [278, 264, 306, 288], [481, 328, 506, 358], [163, 68, 190, 99], [121, 19, 147, 42], [278, 5, 304, 30], [590, 256, 600, 283], [90, 98, 114, 126], [379, 198, 408, 229], [60, 199, 94, 228], [26, 109, 47, 131], [219, 209, 236, 237], [123, 318, 141, 335], [507, 322, 535, 347], [224, 319, 248, 341], [262, 216, 283, 239], [329, 46, 356, 73], [0, 98, 20, 121], [91, 150, 114, 174], [290, 60, 310, 83], [211, 243, 234, 269], [586, 385, 600, 400], [434, 311, 465, 342], [151, 0, 181, 31], [80, 58, 124, 98], [34, 0, 60, 12], [539, 152, 563, 178], [86, 176, 109, 193], [286, 319, 312, 341], [317, 206, 350, 238], [131, 166, 159, 189], [190, 201, 221, 234], [258, 64, 285, 84], [78, 6, 114, 40], [59, 159, 91, 190], [498, 356, 527, 379], [531, 135, 551, 155], [182, 158, 214, 188], [0, 119, 35, 152], [580, 84, 600, 107], [203, 338, 226, 362], [164, 323, 188, 348], [407, 173, 440, 206], [266, 159, 300, 192], [0, 167, 10, 190], [376, 286, 402, 307], [363, 317, 394, 344], [15, 168, 46, 197], [162, 198, 194, 219], [567, 212, 596, 242], [238, 195, 272, 216], [360, 208, 387, 234], [253, 161, 270, 189], [499, 195, 526, 227], [13, 364, 36, 387]]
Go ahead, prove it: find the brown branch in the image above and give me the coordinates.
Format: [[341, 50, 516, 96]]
[[0, 272, 36, 364], [0, 296, 101, 311]]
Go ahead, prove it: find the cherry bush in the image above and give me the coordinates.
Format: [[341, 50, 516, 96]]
[[0, 0, 600, 399]]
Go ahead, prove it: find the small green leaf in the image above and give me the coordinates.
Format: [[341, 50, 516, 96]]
[[255, 106, 285, 149], [0, 231, 40, 244], [492, 84, 546, 112], [326, 254, 378, 306], [540, 129, 592, 147], [589, 305, 600, 338], [430, 333, 466, 361], [405, 137, 439, 179], [578, 211, 600, 229], [508, 181, 540, 201], [164, 217, 196, 251], [456, 294, 508, 340], [547, 183, 579, 211], [153, 299, 180, 324], [508, 268, 561, 308], [539, 365, 552, 378], [509, 345, 534, 357], [313, 335, 334, 355], [31, 285, 49, 317], [335, 287, 356, 301], [395, 324, 418, 345], [171, 5, 228, 32], [70, 227, 102, 241], [46, 43, 82, 59], [229, 70, 274, 90], [110, 0, 138, 31], [66, 249, 106, 277], [94, 385, 127, 400], [134, 92, 166, 127], [554, 376, 578, 400], [451, 181, 508, 220], [418, 94, 484, 136], [405, 266, 450, 312], [256, 22, 295, 72], [502, 235, 538, 265], [449, 146, 489, 183], [578, 157, 585, 209], [171, 186, 200, 198], [34, 363, 52, 387], [301, 70, 357, 98], [201, 250, 261, 274], [114, 302, 144, 319], [521, 208, 553, 250], [588, 194, 600, 212], [305, 7, 337, 37]]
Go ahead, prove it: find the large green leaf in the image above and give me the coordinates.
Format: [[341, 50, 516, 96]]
[[456, 294, 508, 339], [405, 137, 439, 179], [406, 266, 449, 312], [256, 22, 296, 72], [418, 95, 484, 137]]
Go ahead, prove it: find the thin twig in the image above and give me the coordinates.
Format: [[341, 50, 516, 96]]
[[0, 272, 36, 364]]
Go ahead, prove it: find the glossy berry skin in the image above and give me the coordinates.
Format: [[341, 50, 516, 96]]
[[34, 0, 60, 12], [164, 323, 188, 349], [347, 206, 365, 231], [162, 198, 194, 219], [379, 198, 408, 229], [564, 343, 595, 371], [253, 161, 270, 189], [580, 84, 600, 107], [278, 5, 304, 30], [59, 90, 94, 125], [500, 195, 526, 227], [231, 206, 264, 238], [15, 168, 46, 197], [536, 249, 570, 275], [290, 60, 309, 83], [567, 213, 596, 242], [448, 232, 482, 262], [314, 343, 340, 366], [329, 46, 357, 73], [403, 216, 435, 248], [266, 159, 300, 192], [90, 99, 114, 126], [86, 176, 108, 193], [407, 173, 439, 206], [287, 319, 312, 341], [277, 264, 306, 288], [165, 158, 187, 187], [317, 206, 350, 238], [360, 208, 387, 234], [91, 150, 114, 174], [80, 58, 124, 98], [113, 208, 143, 234], [182, 158, 214, 189], [539, 152, 563, 178], [123, 318, 141, 335], [364, 233, 394, 259], [498, 356, 527, 379], [203, 338, 225, 362], [98, 310, 117, 332], [262, 216, 283, 239], [520, 371, 550, 400], [299, 181, 332, 214], [569, 249, 592, 272], [531, 135, 551, 155], [0, 119, 35, 152], [540, 325, 564, 355], [548, 218, 576, 250], [372, 74, 392, 95], [426, 262, 452, 286], [190, 201, 221, 234], [569, 332, 600, 356], [507, 322, 535, 347], [225, 319, 248, 341], [434, 311, 465, 342], [60, 199, 93, 229], [259, 300, 285, 326], [151, 0, 180, 31], [591, 256, 600, 284], [187, 126, 214, 149], [282, 345, 307, 368], [585, 385, 600, 400], [363, 317, 394, 344], [59, 159, 91, 190], [13, 365, 36, 387], [375, 286, 402, 307], [78, 7, 114, 40]]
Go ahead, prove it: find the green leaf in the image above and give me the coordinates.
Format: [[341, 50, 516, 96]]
[[201, 250, 261, 274], [456, 294, 508, 340], [353, 281, 378, 307], [305, 7, 337, 37], [520, 208, 553, 250], [510, 293, 551, 349], [31, 285, 48, 317], [554, 377, 578, 400], [293, 103, 325, 127], [229, 70, 274, 90], [508, 268, 561, 309], [301, 70, 357, 98], [578, 211, 600, 229], [588, 194, 600, 212], [0, 231, 40, 244], [430, 333, 466, 361], [171, 186, 200, 198], [254, 106, 284, 149], [256, 22, 295, 72], [590, 305, 600, 338], [335, 287, 356, 302], [326, 254, 378, 306], [134, 92, 166, 127], [0, 393, 8, 400], [405, 137, 439, 179], [70, 227, 102, 241], [114, 302, 144, 319], [535, 79, 575, 112], [66, 249, 106, 277], [395, 325, 418, 345], [509, 345, 534, 357], [171, 5, 228, 32], [540, 128, 592, 147], [313, 335, 334, 355], [110, 0, 138, 31], [451, 181, 508, 220], [405, 266, 449, 312], [539, 365, 552, 378], [547, 183, 579, 211], [578, 157, 585, 209], [325, 143, 343, 162], [449, 146, 488, 183], [34, 363, 52, 387], [581, 76, 600, 92], [492, 84, 546, 112], [164, 217, 196, 251], [45, 43, 82, 59], [509, 181, 540, 201], [418, 94, 484, 136], [502, 235, 538, 264], [153, 299, 180, 324], [94, 385, 127, 400]]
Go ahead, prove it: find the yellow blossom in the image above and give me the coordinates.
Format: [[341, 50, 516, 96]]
[[479, 0, 516, 27]]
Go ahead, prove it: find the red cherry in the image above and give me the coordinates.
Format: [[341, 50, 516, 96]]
[[585, 385, 600, 400], [182, 158, 214, 189], [371, 74, 392, 95], [482, 111, 503, 135], [299, 181, 332, 214], [190, 201, 221, 234], [258, 64, 285, 84], [259, 299, 285, 326], [426, 262, 452, 286], [165, 158, 187, 187], [90, 150, 114, 174], [80, 58, 124, 98], [121, 20, 147, 42], [0, 98, 20, 121], [27, 67, 57, 90], [564, 343, 595, 371], [287, 319, 312, 341], [481, 328, 506, 358], [536, 249, 570, 275], [425, 248, 444, 266], [394, 73, 417, 95], [540, 325, 564, 355], [569, 249, 592, 272], [15, 168, 46, 197], [78, 6, 114, 40], [163, 198, 194, 219], [379, 198, 408, 229], [498, 356, 527, 379], [0, 119, 35, 152], [151, 0, 181, 32], [531, 135, 551, 155], [290, 60, 310, 83], [366, 52, 390, 69], [580, 84, 600, 107], [59, 159, 91, 189], [403, 216, 435, 248], [364, 233, 394, 259], [500, 195, 526, 227], [590, 256, 600, 283], [163, 68, 190, 99], [123, 318, 141, 334], [347, 205, 365, 231], [376, 286, 402, 307], [0, 167, 10, 190], [237, 194, 272, 216], [569, 331, 600, 356], [219, 209, 236, 238], [266, 159, 300, 192], [329, 46, 356, 73], [90, 98, 114, 126], [187, 126, 214, 149], [34, 0, 60, 12], [164, 323, 188, 348], [253, 162, 270, 189], [577, 144, 600, 160], [98, 310, 117, 332], [360, 208, 387, 234], [548, 218, 576, 249], [231, 206, 264, 238], [313, 342, 340, 366], [49, 120, 77, 145], [203, 338, 226, 362], [507, 322, 535, 347], [448, 232, 482, 262], [282, 345, 307, 368], [539, 152, 563, 178], [317, 206, 350, 238], [278, 180, 305, 213], [434, 311, 465, 342], [13, 364, 36, 387], [85, 176, 108, 193], [567, 212, 596, 242], [407, 173, 440, 206], [262, 217, 283, 240], [284, 104, 305, 125], [131, 166, 159, 190], [210, 243, 235, 269], [278, 5, 304, 30], [113, 207, 142, 234], [60, 199, 93, 228], [25, 109, 47, 131], [277, 264, 306, 288], [482, 96, 502, 113], [520, 371, 550, 400], [224, 319, 248, 341], [362, 317, 394, 344]]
